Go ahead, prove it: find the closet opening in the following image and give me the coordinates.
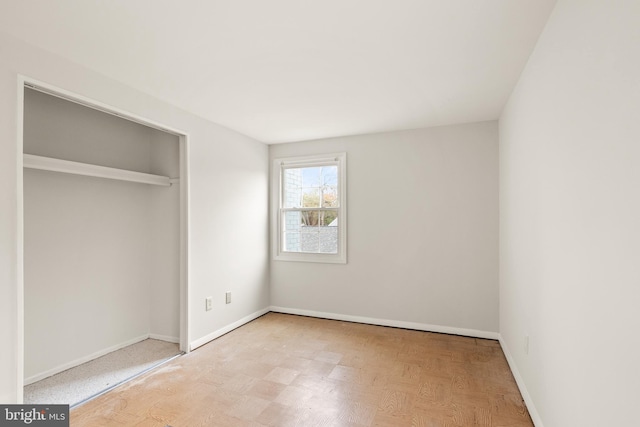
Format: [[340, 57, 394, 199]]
[[16, 77, 190, 406]]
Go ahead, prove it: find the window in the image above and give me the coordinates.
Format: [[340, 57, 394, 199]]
[[272, 152, 347, 263]]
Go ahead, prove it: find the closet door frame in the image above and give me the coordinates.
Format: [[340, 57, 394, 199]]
[[15, 75, 191, 403]]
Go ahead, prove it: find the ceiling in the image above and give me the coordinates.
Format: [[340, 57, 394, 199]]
[[1, 0, 556, 144]]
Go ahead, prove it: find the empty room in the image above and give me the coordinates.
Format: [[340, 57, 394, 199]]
[[0, 1, 638, 426]]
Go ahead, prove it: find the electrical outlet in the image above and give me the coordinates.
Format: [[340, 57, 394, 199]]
[[225, 291, 231, 304], [205, 297, 212, 311], [524, 335, 529, 355]]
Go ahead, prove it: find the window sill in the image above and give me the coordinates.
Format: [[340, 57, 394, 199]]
[[274, 252, 346, 264]]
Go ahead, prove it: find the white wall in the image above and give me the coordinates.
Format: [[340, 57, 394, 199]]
[[23, 172, 154, 379], [0, 31, 269, 402], [499, 0, 640, 425], [270, 121, 498, 335], [23, 89, 180, 381]]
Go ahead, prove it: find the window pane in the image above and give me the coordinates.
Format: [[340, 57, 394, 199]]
[[300, 227, 319, 253], [301, 167, 322, 187], [322, 186, 338, 207], [283, 168, 302, 208], [318, 222, 338, 253], [283, 210, 338, 254], [283, 211, 300, 252], [284, 165, 339, 209], [302, 188, 320, 207]]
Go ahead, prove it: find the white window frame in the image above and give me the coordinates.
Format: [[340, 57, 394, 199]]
[[272, 152, 347, 264]]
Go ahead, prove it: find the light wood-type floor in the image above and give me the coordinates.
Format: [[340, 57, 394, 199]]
[[71, 313, 532, 426]]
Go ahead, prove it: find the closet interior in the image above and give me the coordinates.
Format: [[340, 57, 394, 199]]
[[22, 87, 183, 405]]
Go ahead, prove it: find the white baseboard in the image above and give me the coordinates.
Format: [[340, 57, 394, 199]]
[[24, 334, 150, 385], [149, 334, 179, 344], [269, 306, 500, 340], [189, 307, 271, 351], [498, 336, 544, 427]]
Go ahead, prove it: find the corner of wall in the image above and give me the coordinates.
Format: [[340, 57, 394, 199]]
[[498, 335, 543, 426]]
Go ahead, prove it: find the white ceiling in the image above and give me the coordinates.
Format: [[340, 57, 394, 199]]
[[1, 0, 556, 143]]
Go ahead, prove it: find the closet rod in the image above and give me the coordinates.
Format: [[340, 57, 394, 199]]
[[23, 154, 173, 187]]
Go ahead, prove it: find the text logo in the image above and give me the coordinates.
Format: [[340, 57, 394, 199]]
[[0, 405, 69, 426]]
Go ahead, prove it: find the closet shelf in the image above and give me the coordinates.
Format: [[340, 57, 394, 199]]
[[23, 154, 173, 187]]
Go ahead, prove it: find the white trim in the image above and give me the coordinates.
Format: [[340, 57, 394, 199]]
[[281, 207, 339, 213], [148, 334, 180, 344], [274, 249, 347, 264], [269, 306, 500, 340], [24, 334, 150, 386], [23, 154, 172, 186], [179, 135, 190, 354], [23, 80, 185, 136], [499, 336, 544, 427], [16, 75, 25, 404], [189, 308, 270, 351], [279, 157, 340, 168]]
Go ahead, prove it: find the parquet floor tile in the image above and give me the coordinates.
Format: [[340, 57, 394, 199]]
[[71, 313, 532, 426]]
